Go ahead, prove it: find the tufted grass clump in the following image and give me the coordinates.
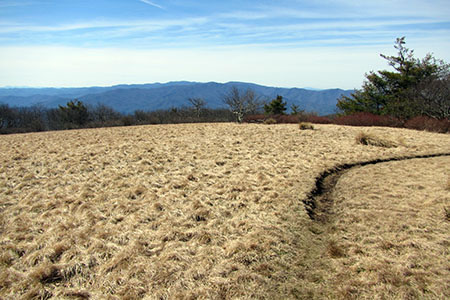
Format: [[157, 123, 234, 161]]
[[355, 132, 398, 148], [263, 118, 277, 125], [299, 122, 314, 130]]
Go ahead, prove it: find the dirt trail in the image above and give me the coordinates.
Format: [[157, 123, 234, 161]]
[[300, 152, 450, 299], [302, 152, 450, 221]]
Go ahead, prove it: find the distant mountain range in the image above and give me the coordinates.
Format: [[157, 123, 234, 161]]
[[0, 81, 353, 115]]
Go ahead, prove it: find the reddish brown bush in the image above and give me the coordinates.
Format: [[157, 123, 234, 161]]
[[306, 115, 333, 124], [275, 114, 301, 123], [243, 114, 266, 123], [334, 112, 402, 127], [404, 116, 450, 133], [244, 112, 449, 133]]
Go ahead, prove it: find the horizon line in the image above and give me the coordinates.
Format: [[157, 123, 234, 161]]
[[0, 80, 355, 91]]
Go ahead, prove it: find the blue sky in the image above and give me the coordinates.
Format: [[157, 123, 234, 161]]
[[1, 0, 449, 89]]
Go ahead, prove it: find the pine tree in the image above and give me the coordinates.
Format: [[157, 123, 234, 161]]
[[337, 37, 449, 119], [58, 100, 89, 128], [264, 95, 287, 115]]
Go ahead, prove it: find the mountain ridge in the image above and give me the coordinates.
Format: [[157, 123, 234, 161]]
[[0, 81, 353, 115]]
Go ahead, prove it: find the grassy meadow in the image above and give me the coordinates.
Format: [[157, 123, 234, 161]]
[[328, 156, 450, 299], [0, 123, 449, 299]]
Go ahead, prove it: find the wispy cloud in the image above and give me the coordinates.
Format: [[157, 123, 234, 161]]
[[1, 0, 449, 49], [0, 15, 209, 36], [139, 0, 163, 10], [1, 12, 447, 49]]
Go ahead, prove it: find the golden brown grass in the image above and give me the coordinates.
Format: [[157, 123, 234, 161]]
[[0, 123, 448, 299], [328, 156, 450, 299]]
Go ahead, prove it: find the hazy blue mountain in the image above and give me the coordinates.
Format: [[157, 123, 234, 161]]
[[0, 81, 353, 115]]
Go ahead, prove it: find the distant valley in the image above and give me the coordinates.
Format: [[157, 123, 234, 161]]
[[0, 81, 353, 115]]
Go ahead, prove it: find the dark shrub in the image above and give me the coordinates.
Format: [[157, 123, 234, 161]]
[[121, 115, 136, 126]]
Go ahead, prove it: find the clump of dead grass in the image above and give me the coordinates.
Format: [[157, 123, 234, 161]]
[[355, 131, 398, 148], [327, 240, 347, 258], [63, 290, 90, 299], [263, 118, 277, 125], [299, 122, 314, 130], [29, 262, 64, 284]]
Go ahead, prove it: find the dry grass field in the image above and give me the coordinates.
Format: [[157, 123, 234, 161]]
[[0, 123, 448, 299], [326, 156, 450, 299]]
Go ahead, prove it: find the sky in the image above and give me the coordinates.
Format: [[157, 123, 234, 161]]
[[0, 0, 449, 89]]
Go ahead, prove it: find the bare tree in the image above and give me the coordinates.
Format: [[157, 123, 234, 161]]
[[90, 103, 122, 124], [0, 104, 14, 130], [413, 74, 450, 119], [222, 86, 261, 123], [188, 97, 206, 119]]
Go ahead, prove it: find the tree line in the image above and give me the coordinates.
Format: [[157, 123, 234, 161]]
[[0, 100, 237, 134], [0, 87, 299, 134]]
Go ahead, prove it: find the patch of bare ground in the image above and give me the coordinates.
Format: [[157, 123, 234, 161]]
[[0, 123, 448, 299], [325, 156, 450, 299]]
